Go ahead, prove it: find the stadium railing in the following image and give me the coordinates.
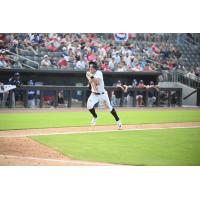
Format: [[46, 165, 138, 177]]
[[5, 85, 183, 108], [166, 71, 200, 89]]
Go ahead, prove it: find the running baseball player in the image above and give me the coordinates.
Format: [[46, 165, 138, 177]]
[[86, 61, 122, 129]]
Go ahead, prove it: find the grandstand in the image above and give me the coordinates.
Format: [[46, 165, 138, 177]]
[[0, 33, 200, 108]]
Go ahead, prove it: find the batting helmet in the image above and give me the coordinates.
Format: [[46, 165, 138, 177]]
[[89, 61, 98, 70]]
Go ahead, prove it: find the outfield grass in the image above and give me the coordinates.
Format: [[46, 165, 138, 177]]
[[31, 127, 200, 166], [0, 110, 200, 130]]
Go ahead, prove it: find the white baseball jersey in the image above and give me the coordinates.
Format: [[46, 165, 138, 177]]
[[86, 70, 113, 111], [89, 70, 105, 93]]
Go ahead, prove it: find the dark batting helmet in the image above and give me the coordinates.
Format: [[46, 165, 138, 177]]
[[89, 61, 98, 70]]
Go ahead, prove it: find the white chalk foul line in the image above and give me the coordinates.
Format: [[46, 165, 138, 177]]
[[0, 125, 200, 138], [0, 154, 111, 166]]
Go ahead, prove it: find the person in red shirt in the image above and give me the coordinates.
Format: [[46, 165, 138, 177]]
[[101, 60, 111, 72], [48, 42, 58, 52], [152, 43, 160, 54], [57, 56, 68, 69]]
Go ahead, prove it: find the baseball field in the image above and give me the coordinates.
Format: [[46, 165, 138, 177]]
[[0, 108, 200, 166]]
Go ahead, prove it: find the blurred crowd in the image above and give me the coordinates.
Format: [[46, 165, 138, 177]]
[[0, 33, 200, 79]]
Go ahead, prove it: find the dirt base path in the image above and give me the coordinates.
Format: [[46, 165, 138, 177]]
[[0, 122, 200, 166], [0, 122, 200, 138]]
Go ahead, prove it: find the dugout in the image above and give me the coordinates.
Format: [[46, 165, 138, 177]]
[[0, 69, 160, 86]]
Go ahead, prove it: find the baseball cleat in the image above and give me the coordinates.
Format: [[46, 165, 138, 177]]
[[91, 117, 98, 126], [116, 119, 122, 130]]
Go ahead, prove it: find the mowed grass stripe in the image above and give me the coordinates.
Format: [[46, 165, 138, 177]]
[[31, 127, 200, 166], [0, 110, 200, 130]]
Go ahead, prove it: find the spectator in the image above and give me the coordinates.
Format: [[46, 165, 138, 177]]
[[27, 80, 36, 108], [48, 41, 58, 52], [41, 55, 51, 68], [113, 52, 121, 65], [75, 56, 86, 70], [123, 53, 131, 67], [136, 80, 146, 107], [57, 56, 68, 69], [30, 34, 40, 45], [23, 35, 38, 55], [49, 57, 58, 67], [62, 47, 68, 57], [101, 60, 111, 72], [108, 57, 116, 71], [147, 81, 159, 107], [116, 61, 127, 72], [195, 66, 200, 77], [0, 50, 10, 68], [186, 70, 196, 80], [152, 43, 160, 54]]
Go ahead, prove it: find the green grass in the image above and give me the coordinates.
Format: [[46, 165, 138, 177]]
[[0, 110, 200, 130], [31, 128, 200, 166]]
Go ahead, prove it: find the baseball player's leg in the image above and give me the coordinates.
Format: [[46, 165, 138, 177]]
[[101, 92, 122, 129], [87, 94, 99, 125]]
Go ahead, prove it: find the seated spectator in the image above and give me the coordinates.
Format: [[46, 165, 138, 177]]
[[123, 53, 131, 67], [48, 41, 58, 52], [116, 62, 127, 72], [172, 48, 182, 59], [113, 52, 121, 65], [140, 57, 147, 70], [136, 80, 146, 107], [147, 81, 159, 107], [0, 50, 10, 68], [101, 60, 111, 72], [152, 43, 160, 54], [49, 57, 58, 68], [186, 70, 196, 80], [57, 56, 68, 69], [23, 35, 38, 55], [143, 64, 152, 72], [108, 57, 116, 71], [27, 80, 36, 108], [75, 56, 86, 70], [132, 63, 142, 71], [62, 47, 68, 57], [41, 55, 51, 68], [30, 34, 40, 45], [87, 52, 97, 62]]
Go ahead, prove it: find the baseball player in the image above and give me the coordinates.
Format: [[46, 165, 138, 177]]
[[86, 61, 122, 129]]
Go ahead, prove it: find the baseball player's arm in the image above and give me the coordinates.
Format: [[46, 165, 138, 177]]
[[86, 72, 100, 85]]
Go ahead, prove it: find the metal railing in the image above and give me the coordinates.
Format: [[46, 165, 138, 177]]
[[166, 70, 200, 89], [6, 50, 39, 69], [4, 85, 183, 108]]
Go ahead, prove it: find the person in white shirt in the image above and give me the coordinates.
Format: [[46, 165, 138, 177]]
[[123, 53, 131, 66], [86, 61, 122, 129], [75, 57, 86, 70], [114, 52, 121, 65], [108, 57, 115, 71], [41, 55, 51, 67]]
